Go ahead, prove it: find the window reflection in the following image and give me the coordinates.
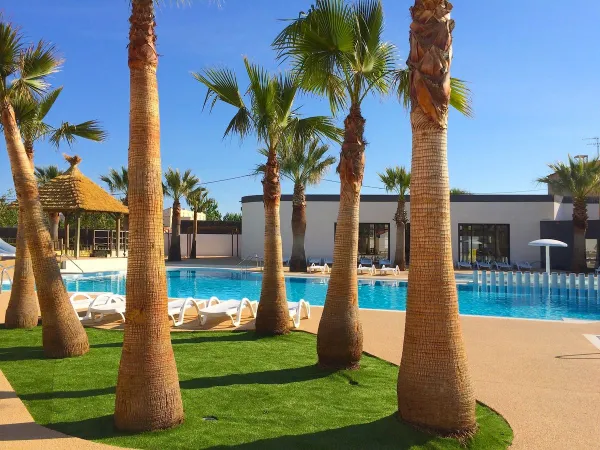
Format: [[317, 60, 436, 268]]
[[335, 222, 390, 262], [459, 224, 510, 263]]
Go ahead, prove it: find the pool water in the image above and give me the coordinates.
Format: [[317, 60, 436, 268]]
[[62, 268, 600, 321]]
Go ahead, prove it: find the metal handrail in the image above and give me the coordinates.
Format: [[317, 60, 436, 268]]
[[60, 253, 85, 274], [0, 265, 14, 293], [237, 254, 264, 272]]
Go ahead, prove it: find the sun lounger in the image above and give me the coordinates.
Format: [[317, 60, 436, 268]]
[[359, 258, 373, 267], [455, 260, 472, 270], [474, 261, 492, 270], [84, 294, 127, 323], [70, 292, 110, 320], [515, 261, 533, 271], [357, 264, 374, 275], [288, 299, 310, 328], [199, 298, 257, 327], [493, 260, 512, 270], [324, 257, 333, 267], [308, 263, 330, 274], [167, 297, 218, 327], [378, 259, 391, 267], [378, 265, 400, 276]]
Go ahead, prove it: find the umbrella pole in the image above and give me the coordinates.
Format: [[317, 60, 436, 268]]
[[546, 246, 550, 273]]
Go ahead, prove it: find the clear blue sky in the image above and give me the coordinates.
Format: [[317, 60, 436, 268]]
[[1, 1, 599, 214]]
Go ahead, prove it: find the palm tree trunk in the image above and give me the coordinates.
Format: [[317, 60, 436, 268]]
[[168, 200, 182, 261], [394, 197, 407, 270], [5, 142, 38, 329], [255, 146, 289, 335], [115, 0, 183, 432], [190, 208, 197, 259], [317, 103, 364, 369], [289, 182, 307, 272], [49, 212, 60, 242], [398, 0, 476, 436], [1, 102, 88, 357], [572, 198, 588, 272]]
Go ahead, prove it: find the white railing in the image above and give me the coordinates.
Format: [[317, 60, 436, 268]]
[[237, 254, 264, 273], [472, 269, 600, 295], [0, 264, 13, 293]]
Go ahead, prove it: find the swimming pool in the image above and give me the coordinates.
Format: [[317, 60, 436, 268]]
[[62, 268, 600, 321]]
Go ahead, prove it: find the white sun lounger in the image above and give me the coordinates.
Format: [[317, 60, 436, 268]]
[[84, 294, 127, 323], [70, 293, 116, 321], [308, 263, 330, 274], [167, 297, 218, 327], [198, 298, 257, 327], [288, 299, 310, 329], [474, 261, 492, 270], [515, 261, 533, 271], [357, 264, 374, 275], [378, 265, 400, 276]]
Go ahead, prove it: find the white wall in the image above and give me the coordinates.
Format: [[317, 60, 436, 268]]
[[164, 233, 241, 258], [242, 196, 560, 264]]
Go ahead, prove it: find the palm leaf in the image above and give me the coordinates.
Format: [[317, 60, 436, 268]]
[[48, 120, 107, 148], [12, 40, 62, 99]]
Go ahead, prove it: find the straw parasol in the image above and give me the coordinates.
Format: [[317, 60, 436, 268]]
[[33, 154, 128, 257]]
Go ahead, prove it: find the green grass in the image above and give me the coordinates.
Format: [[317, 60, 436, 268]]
[[0, 327, 513, 449]]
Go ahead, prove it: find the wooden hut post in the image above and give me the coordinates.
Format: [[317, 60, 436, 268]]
[[116, 215, 122, 257], [64, 213, 70, 255], [75, 213, 81, 259]]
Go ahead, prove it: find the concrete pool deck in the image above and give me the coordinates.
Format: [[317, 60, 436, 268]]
[[0, 291, 599, 449]]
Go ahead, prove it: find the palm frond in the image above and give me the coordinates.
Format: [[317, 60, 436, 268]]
[[378, 166, 410, 196], [100, 166, 128, 194], [0, 21, 24, 95], [449, 77, 473, 118], [48, 120, 107, 148], [288, 115, 343, 146], [37, 86, 62, 120], [163, 167, 199, 201], [392, 68, 410, 110], [537, 156, 600, 200], [11, 40, 62, 99], [34, 164, 62, 185]]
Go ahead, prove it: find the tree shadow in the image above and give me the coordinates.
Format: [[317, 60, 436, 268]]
[[0, 347, 45, 362], [18, 386, 115, 401], [45, 415, 131, 441], [180, 364, 332, 390], [171, 331, 260, 346]]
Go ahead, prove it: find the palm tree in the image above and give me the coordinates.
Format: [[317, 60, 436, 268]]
[[163, 168, 199, 262], [0, 21, 89, 356], [35, 164, 63, 241], [193, 57, 340, 335], [537, 156, 600, 272], [397, 1, 476, 435], [100, 166, 129, 205], [256, 139, 336, 272], [185, 186, 209, 259], [378, 166, 410, 270], [114, 0, 184, 431], [274, 0, 396, 368]]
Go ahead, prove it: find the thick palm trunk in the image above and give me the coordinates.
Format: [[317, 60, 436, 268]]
[[572, 198, 587, 272], [289, 182, 307, 272], [255, 146, 289, 335], [168, 200, 182, 261], [49, 212, 60, 242], [394, 197, 407, 270], [190, 209, 198, 259], [1, 102, 88, 357], [317, 104, 364, 369], [115, 0, 184, 431], [5, 143, 38, 329], [397, 0, 476, 436]]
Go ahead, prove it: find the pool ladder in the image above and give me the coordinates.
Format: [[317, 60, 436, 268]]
[[0, 264, 13, 293], [237, 254, 264, 273]]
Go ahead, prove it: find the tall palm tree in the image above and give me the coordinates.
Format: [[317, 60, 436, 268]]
[[7, 87, 106, 329], [193, 57, 340, 335], [274, 0, 396, 368], [163, 168, 199, 262], [0, 21, 89, 356], [100, 166, 129, 205], [537, 156, 600, 272], [34, 164, 63, 242], [378, 166, 410, 270], [397, 0, 476, 435], [185, 186, 209, 259], [256, 139, 336, 272], [114, 0, 184, 431]]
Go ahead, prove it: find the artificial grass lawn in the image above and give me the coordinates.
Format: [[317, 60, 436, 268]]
[[0, 327, 512, 449]]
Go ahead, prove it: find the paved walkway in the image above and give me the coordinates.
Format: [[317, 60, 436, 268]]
[[1, 291, 599, 449]]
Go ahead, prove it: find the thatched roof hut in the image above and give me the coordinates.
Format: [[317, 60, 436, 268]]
[[38, 155, 128, 215]]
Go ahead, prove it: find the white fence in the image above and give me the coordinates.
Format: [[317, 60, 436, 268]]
[[164, 233, 241, 258], [473, 270, 600, 296]]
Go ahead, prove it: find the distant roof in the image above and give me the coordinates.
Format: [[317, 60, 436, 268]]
[[35, 154, 128, 215]]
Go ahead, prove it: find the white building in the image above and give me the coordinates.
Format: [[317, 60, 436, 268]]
[[163, 207, 205, 228], [242, 194, 600, 270]]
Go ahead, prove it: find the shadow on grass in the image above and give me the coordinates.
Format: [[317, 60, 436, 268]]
[[19, 386, 115, 401], [0, 347, 45, 362], [180, 364, 332, 390], [47, 414, 439, 449], [85, 331, 259, 350]]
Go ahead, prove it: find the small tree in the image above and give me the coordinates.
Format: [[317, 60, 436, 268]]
[[100, 166, 129, 205], [450, 188, 471, 195], [163, 168, 199, 262], [378, 166, 410, 270], [223, 212, 242, 222], [185, 187, 209, 259], [537, 156, 600, 272]]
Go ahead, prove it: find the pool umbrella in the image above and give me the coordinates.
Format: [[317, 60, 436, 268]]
[[528, 239, 568, 273]]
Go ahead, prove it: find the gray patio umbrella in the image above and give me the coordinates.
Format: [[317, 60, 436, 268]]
[[528, 239, 568, 273]]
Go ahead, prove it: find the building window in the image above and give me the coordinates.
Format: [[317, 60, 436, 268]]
[[458, 224, 510, 263], [335, 223, 390, 262], [586, 239, 598, 269]]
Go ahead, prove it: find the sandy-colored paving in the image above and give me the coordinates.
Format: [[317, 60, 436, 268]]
[[1, 277, 599, 449]]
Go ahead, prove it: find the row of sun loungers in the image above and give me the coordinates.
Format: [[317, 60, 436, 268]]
[[454, 260, 534, 271], [70, 293, 310, 329]]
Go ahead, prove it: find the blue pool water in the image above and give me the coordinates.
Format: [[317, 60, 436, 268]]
[[62, 268, 600, 321]]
